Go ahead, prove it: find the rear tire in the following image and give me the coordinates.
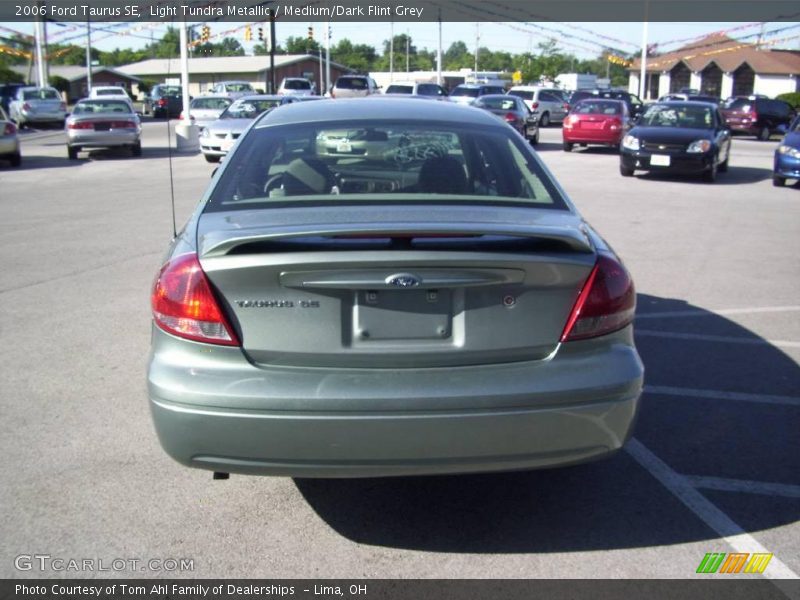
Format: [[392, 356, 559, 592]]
[[620, 165, 634, 177], [562, 142, 573, 152], [758, 126, 771, 141], [9, 152, 21, 167], [204, 154, 221, 163], [530, 129, 539, 145], [718, 156, 729, 172], [67, 145, 79, 160], [773, 175, 786, 187], [540, 112, 550, 127], [131, 141, 142, 157]]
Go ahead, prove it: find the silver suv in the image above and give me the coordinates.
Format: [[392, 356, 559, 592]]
[[330, 75, 380, 99], [507, 86, 569, 127]]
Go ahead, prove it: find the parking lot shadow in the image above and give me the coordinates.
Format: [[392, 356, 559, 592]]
[[294, 293, 799, 553]]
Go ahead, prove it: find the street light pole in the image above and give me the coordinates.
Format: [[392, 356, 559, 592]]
[[85, 18, 92, 93], [437, 10, 442, 85], [34, 17, 46, 87], [639, 2, 649, 99]]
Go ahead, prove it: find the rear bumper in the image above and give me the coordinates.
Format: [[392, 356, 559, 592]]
[[563, 129, 623, 145], [148, 327, 643, 477], [67, 131, 139, 147], [0, 136, 19, 155]]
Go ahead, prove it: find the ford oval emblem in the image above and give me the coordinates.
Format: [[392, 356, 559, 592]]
[[386, 273, 420, 288]]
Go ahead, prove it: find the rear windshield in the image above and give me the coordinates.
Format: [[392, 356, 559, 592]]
[[220, 98, 281, 119], [283, 80, 311, 90], [336, 77, 368, 90], [573, 100, 622, 115], [226, 83, 253, 92], [475, 97, 518, 111], [722, 98, 752, 112], [385, 85, 414, 94], [23, 89, 60, 100], [156, 86, 182, 97], [450, 87, 480, 98], [204, 120, 566, 212], [95, 89, 126, 96], [508, 90, 534, 101], [641, 104, 714, 129], [192, 97, 232, 110], [72, 100, 133, 114]]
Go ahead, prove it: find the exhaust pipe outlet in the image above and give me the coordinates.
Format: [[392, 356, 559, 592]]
[[213, 472, 230, 480]]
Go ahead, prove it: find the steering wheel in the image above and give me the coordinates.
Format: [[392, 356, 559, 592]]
[[263, 173, 285, 194]]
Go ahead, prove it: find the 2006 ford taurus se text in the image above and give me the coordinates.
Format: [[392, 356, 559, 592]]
[[148, 98, 643, 478]]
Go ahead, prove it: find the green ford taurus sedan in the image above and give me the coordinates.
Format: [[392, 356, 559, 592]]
[[148, 98, 643, 478]]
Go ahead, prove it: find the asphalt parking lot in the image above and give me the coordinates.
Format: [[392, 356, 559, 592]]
[[1, 119, 798, 581]]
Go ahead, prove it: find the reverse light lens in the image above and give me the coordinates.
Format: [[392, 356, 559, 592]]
[[777, 145, 800, 158], [622, 135, 640, 151], [561, 255, 636, 342], [151, 254, 239, 346], [503, 112, 517, 123], [3, 122, 16, 136], [687, 139, 712, 153], [564, 115, 579, 128], [67, 121, 93, 129]]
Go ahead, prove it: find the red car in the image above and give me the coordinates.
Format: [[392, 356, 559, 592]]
[[562, 99, 630, 151]]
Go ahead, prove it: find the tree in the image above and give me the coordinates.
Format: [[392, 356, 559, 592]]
[[194, 37, 245, 58], [331, 39, 377, 73], [444, 41, 473, 70], [284, 35, 320, 54]]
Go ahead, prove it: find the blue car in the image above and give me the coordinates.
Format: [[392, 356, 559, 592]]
[[774, 115, 800, 187]]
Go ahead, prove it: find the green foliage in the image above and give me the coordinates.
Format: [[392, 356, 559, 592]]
[[49, 75, 69, 93], [777, 92, 800, 109], [0, 64, 24, 83], [284, 36, 321, 54]]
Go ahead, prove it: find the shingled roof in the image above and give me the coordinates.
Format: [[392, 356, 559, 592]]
[[630, 33, 800, 75]]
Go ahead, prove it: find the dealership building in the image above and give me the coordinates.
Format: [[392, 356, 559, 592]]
[[628, 33, 800, 100]]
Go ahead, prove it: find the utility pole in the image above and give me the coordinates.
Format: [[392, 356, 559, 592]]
[[325, 22, 331, 96], [406, 31, 409, 73], [269, 14, 276, 93], [639, 2, 649, 100], [85, 18, 92, 93], [34, 17, 46, 87], [175, 20, 199, 151], [474, 23, 480, 75], [437, 10, 442, 85], [389, 21, 394, 81]]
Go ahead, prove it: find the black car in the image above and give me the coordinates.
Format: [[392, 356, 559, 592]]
[[620, 101, 732, 183], [721, 96, 795, 141], [472, 94, 539, 144], [570, 89, 645, 119], [0, 83, 26, 114], [143, 84, 183, 118]]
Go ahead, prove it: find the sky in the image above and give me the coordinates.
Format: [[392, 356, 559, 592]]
[[3, 21, 800, 61]]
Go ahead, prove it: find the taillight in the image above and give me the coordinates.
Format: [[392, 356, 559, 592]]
[[608, 117, 622, 131], [151, 254, 239, 346], [22, 102, 31, 111], [59, 102, 66, 111], [503, 112, 516, 123], [67, 121, 93, 129], [531, 102, 539, 109], [4, 122, 16, 135], [564, 114, 579, 128], [563, 103, 570, 111], [110, 120, 136, 128], [560, 255, 635, 342], [158, 98, 167, 107]]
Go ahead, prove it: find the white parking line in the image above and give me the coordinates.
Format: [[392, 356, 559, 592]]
[[637, 306, 800, 319], [635, 330, 800, 349], [625, 439, 799, 580], [645, 385, 800, 408], [685, 476, 800, 499]]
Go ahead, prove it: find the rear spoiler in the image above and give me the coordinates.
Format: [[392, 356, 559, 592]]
[[199, 222, 593, 257]]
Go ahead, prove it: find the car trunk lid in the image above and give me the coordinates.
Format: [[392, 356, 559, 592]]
[[197, 205, 596, 368]]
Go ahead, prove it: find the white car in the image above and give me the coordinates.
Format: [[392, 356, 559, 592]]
[[330, 75, 380, 99], [278, 77, 315, 96], [90, 87, 135, 112], [0, 105, 21, 167], [507, 86, 570, 127], [9, 86, 66, 128], [207, 81, 255, 99], [383, 81, 448, 99]]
